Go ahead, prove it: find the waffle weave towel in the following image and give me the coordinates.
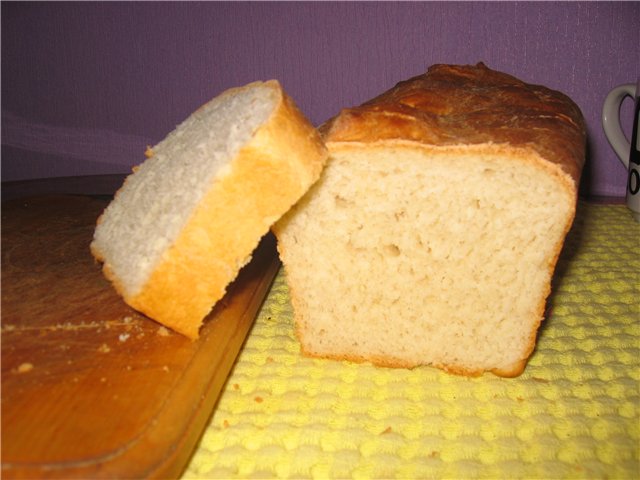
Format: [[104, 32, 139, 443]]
[[183, 202, 639, 479]]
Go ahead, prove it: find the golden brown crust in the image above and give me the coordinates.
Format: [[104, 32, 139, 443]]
[[323, 62, 586, 187], [100, 82, 327, 339]]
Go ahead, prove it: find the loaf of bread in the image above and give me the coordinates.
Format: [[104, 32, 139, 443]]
[[274, 63, 586, 376], [91, 80, 327, 339]]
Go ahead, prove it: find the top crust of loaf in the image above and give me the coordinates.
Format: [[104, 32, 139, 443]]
[[322, 62, 586, 186]]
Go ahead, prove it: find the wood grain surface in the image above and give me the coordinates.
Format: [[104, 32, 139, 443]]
[[1, 195, 280, 479]]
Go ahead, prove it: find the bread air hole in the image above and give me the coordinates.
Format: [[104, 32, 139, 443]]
[[334, 195, 352, 208], [394, 210, 407, 221], [383, 243, 401, 257]]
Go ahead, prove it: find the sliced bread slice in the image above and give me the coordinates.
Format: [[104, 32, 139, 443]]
[[91, 80, 327, 338]]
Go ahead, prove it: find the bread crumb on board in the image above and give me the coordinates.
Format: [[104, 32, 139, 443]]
[[157, 326, 171, 337], [97, 343, 111, 353], [15, 362, 34, 373]]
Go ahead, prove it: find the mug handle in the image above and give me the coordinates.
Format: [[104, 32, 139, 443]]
[[602, 83, 636, 169]]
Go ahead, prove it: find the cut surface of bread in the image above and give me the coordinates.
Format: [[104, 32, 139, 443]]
[[274, 63, 586, 376], [91, 80, 327, 338]]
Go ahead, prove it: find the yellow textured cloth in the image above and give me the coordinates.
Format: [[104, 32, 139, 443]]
[[183, 202, 639, 479]]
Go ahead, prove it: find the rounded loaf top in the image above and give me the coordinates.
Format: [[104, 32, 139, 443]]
[[323, 62, 587, 185]]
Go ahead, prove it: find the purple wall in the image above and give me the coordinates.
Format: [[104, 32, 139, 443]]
[[2, 2, 639, 197]]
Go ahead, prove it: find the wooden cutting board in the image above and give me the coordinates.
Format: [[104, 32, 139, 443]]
[[1, 195, 281, 479]]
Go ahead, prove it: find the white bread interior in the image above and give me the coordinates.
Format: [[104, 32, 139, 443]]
[[91, 80, 327, 338], [275, 142, 575, 376]]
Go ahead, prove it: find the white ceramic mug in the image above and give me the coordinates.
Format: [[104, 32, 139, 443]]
[[603, 79, 640, 222]]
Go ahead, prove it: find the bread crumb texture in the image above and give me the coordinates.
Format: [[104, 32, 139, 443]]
[[277, 145, 574, 375], [183, 203, 639, 479]]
